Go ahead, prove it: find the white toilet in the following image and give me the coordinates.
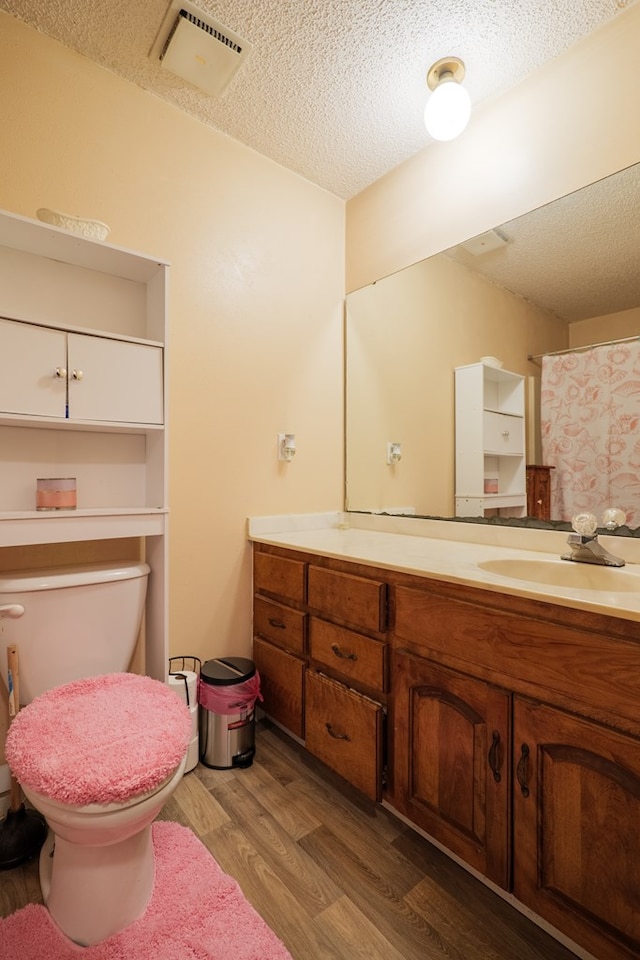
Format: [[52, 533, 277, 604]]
[[1, 562, 191, 946]]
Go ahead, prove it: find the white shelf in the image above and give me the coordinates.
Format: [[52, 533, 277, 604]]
[[0, 208, 167, 282], [0, 413, 164, 433]]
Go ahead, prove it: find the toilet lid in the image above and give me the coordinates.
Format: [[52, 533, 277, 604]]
[[5, 673, 192, 806]]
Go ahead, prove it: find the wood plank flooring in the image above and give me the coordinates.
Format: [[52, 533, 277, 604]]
[[1, 719, 580, 959]]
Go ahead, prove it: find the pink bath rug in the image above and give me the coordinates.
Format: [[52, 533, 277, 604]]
[[0, 821, 293, 959]]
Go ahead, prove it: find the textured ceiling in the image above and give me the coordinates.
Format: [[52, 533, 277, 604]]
[[446, 163, 640, 324], [1, 0, 637, 199]]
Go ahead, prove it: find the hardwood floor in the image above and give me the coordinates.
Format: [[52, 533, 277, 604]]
[[1, 719, 580, 960]]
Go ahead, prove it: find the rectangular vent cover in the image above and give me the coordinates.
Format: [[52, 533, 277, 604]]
[[154, 2, 252, 97]]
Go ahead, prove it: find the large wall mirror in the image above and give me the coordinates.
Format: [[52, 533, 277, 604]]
[[345, 162, 640, 529]]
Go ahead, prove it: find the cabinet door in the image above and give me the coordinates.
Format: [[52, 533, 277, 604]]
[[253, 636, 305, 739], [391, 650, 510, 888], [68, 333, 163, 423], [513, 698, 640, 960], [305, 670, 383, 802], [0, 318, 67, 417]]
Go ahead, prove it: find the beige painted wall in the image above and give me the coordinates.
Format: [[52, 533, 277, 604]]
[[570, 308, 640, 348], [346, 255, 567, 515], [0, 14, 345, 682], [346, 3, 640, 293]]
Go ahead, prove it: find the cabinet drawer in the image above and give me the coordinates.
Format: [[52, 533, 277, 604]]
[[254, 551, 306, 604], [307, 566, 387, 633], [254, 596, 306, 655], [483, 411, 523, 455], [305, 671, 383, 801], [253, 636, 305, 739], [309, 617, 386, 692]]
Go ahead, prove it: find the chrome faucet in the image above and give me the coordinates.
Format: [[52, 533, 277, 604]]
[[561, 510, 626, 567]]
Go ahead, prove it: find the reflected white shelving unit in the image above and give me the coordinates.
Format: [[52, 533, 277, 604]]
[[454, 362, 526, 518], [0, 208, 169, 681]]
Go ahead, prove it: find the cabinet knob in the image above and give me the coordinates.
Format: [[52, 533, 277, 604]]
[[54, 367, 67, 380], [71, 369, 84, 381], [501, 430, 510, 439]]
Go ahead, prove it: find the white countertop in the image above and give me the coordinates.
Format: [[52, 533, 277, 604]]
[[248, 512, 640, 624]]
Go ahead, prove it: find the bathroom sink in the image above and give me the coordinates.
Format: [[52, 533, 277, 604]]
[[478, 558, 639, 592]]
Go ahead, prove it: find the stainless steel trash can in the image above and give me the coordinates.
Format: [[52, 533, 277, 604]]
[[198, 657, 259, 769]]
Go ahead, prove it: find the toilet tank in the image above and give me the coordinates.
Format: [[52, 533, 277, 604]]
[[0, 561, 150, 704]]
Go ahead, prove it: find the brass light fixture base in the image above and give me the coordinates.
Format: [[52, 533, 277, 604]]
[[427, 56, 466, 91]]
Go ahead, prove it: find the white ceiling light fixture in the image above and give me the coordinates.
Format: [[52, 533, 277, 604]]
[[424, 57, 471, 142]]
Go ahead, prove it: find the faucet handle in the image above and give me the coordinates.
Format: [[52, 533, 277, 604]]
[[571, 512, 598, 537], [602, 507, 626, 531]]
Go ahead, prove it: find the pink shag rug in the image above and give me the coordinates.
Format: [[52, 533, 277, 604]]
[[0, 821, 293, 960]]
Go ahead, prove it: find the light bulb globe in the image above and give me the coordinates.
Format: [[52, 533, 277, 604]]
[[424, 78, 471, 141]]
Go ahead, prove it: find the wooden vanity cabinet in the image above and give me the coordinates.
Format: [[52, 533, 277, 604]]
[[253, 545, 387, 800], [391, 577, 640, 960], [253, 539, 640, 958]]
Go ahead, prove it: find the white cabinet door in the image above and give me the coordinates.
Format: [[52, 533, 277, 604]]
[[0, 318, 67, 417], [68, 334, 163, 424]]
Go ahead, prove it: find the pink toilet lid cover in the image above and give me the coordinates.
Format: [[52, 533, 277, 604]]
[[5, 673, 192, 806]]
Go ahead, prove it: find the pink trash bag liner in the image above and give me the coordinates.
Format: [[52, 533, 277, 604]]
[[198, 671, 262, 715]]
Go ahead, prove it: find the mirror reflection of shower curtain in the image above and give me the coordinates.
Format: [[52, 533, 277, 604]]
[[540, 341, 640, 526]]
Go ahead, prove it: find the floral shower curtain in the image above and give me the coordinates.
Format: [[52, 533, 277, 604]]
[[540, 341, 640, 526]]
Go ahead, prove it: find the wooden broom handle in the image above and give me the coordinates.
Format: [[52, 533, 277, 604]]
[[7, 643, 18, 720]]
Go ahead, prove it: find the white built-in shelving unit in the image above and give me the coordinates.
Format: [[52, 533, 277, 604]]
[[455, 362, 526, 519], [0, 208, 169, 680]]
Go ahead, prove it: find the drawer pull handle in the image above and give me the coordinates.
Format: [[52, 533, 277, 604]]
[[516, 743, 531, 798], [267, 617, 286, 630], [325, 722, 351, 742], [488, 729, 502, 783], [330, 643, 357, 661]]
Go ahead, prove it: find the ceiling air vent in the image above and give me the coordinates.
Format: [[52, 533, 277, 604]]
[[150, 1, 252, 97], [458, 228, 510, 256]]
